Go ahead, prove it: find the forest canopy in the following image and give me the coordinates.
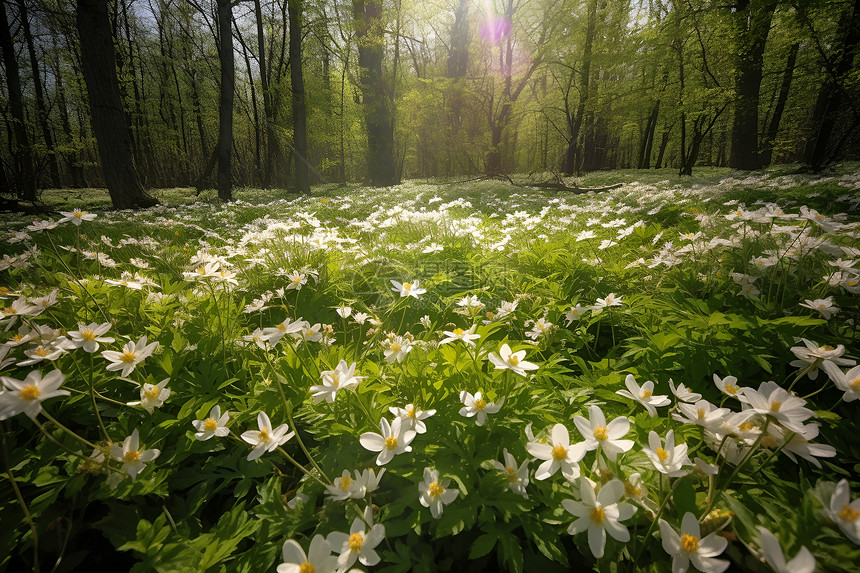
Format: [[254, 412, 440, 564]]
[[1, 0, 859, 206]]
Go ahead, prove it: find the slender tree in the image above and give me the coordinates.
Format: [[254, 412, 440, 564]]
[[216, 0, 234, 201], [76, 0, 156, 208], [289, 0, 310, 193]]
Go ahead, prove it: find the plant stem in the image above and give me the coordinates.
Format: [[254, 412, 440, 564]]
[[1, 423, 39, 573]]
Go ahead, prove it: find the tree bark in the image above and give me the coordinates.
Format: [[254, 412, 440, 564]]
[[728, 0, 776, 171], [760, 42, 798, 166], [803, 0, 860, 170], [563, 0, 597, 175], [289, 0, 309, 193], [216, 0, 233, 201], [0, 0, 37, 201], [353, 0, 397, 186], [254, 0, 278, 188], [76, 0, 156, 208]]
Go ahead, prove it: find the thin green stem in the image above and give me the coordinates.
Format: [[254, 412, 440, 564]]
[[1, 423, 39, 573]]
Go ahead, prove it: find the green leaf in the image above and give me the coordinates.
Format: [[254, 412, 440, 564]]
[[468, 533, 497, 559]]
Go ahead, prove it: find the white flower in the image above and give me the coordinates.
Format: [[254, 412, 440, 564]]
[[713, 373, 743, 399], [383, 335, 412, 363], [669, 379, 703, 403], [240, 412, 294, 461], [110, 429, 160, 480], [102, 336, 159, 377], [17, 343, 66, 366], [390, 279, 426, 299], [563, 478, 636, 558], [388, 403, 436, 434], [277, 535, 338, 573], [419, 314, 432, 328], [58, 209, 97, 226], [788, 338, 855, 380], [327, 512, 386, 569], [643, 430, 692, 477], [0, 370, 69, 420], [526, 423, 587, 481], [525, 317, 554, 340], [824, 479, 860, 544], [489, 448, 529, 498], [616, 375, 671, 417], [418, 467, 459, 518], [359, 417, 416, 466], [799, 296, 839, 319], [310, 360, 363, 403], [822, 361, 860, 403], [659, 513, 729, 573], [594, 293, 623, 308], [262, 318, 305, 346], [335, 305, 352, 318], [487, 343, 539, 376], [672, 400, 730, 431], [565, 303, 593, 325], [326, 469, 366, 501], [298, 323, 323, 344], [440, 325, 480, 347], [353, 312, 369, 325], [739, 381, 815, 433], [285, 271, 308, 291], [573, 405, 634, 462], [129, 378, 171, 413], [64, 322, 115, 353], [756, 526, 815, 573], [458, 391, 503, 426], [192, 405, 230, 441]]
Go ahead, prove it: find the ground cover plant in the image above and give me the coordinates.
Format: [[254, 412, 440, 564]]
[[1, 167, 859, 573]]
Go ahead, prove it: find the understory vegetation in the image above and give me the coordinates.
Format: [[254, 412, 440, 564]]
[[1, 167, 859, 572]]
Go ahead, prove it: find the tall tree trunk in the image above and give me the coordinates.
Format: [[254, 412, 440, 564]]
[[76, 0, 156, 208], [254, 0, 278, 188], [803, 0, 860, 170], [353, 0, 397, 186], [289, 0, 310, 193], [216, 0, 233, 201], [0, 0, 36, 201], [18, 0, 60, 187], [728, 0, 776, 170], [235, 18, 261, 177], [563, 0, 597, 175], [760, 42, 798, 166]]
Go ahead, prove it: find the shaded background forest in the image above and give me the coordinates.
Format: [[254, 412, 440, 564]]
[[1, 0, 859, 207]]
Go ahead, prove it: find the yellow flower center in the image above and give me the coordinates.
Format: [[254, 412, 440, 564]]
[[453, 328, 464, 336], [838, 504, 860, 522], [428, 481, 445, 498], [258, 428, 271, 443], [277, 323, 287, 332], [697, 408, 706, 420], [551, 444, 568, 461], [725, 384, 739, 395], [19, 385, 41, 400], [74, 211, 86, 218], [406, 406, 416, 418], [769, 401, 782, 412], [850, 377, 860, 392], [384, 436, 398, 450], [590, 506, 605, 524], [197, 267, 206, 275], [124, 450, 141, 463], [339, 475, 352, 491], [34, 347, 50, 357], [144, 386, 161, 401], [330, 373, 340, 387], [82, 330, 96, 341], [12, 334, 24, 341], [204, 418, 218, 431], [402, 283, 412, 291], [298, 562, 314, 573], [641, 389, 653, 399], [624, 481, 642, 498], [738, 421, 758, 433], [120, 351, 137, 363], [680, 533, 699, 553], [509, 355, 519, 366], [505, 466, 519, 483], [737, 209, 743, 217], [348, 532, 364, 552], [820, 345, 835, 352], [656, 448, 669, 463], [390, 343, 401, 353], [593, 426, 609, 441], [474, 398, 487, 411]]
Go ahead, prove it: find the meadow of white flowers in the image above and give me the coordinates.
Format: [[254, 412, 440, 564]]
[[1, 169, 859, 572]]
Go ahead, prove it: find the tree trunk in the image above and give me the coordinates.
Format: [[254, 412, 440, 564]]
[[353, 0, 397, 186], [728, 0, 776, 171], [760, 42, 798, 166], [76, 0, 156, 208], [0, 0, 36, 201], [803, 0, 860, 170], [18, 0, 60, 188], [289, 0, 310, 193], [254, 0, 278, 188], [563, 0, 597, 175], [216, 0, 233, 201]]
